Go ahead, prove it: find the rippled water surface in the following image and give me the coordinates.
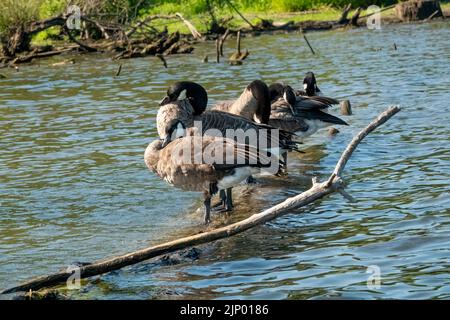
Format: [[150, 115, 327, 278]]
[[1, 21, 449, 299]]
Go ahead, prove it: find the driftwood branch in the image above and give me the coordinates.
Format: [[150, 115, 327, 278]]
[[63, 26, 98, 52], [350, 7, 363, 26], [155, 54, 168, 68], [10, 48, 74, 64], [359, 3, 397, 20], [302, 31, 315, 55], [229, 31, 249, 63], [338, 3, 352, 24], [225, 0, 255, 29], [219, 29, 230, 57], [215, 38, 220, 63], [175, 13, 202, 40], [1, 106, 401, 295], [81, 16, 111, 40]]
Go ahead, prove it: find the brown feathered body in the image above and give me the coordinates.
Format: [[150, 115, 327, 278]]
[[211, 89, 260, 122], [144, 135, 272, 196], [268, 96, 348, 140], [157, 101, 299, 153]]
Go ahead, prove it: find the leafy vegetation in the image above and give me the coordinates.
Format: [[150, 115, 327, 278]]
[[1, 0, 448, 44], [0, 0, 41, 35]]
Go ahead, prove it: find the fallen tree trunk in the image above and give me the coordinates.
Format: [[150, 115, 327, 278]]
[[350, 7, 363, 26], [337, 3, 352, 24], [394, 0, 443, 21], [1, 106, 401, 295]]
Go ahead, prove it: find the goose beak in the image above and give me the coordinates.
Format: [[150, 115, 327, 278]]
[[161, 135, 171, 148], [159, 96, 171, 106]]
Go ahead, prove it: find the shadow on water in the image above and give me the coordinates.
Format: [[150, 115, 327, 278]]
[[1, 20, 450, 299]]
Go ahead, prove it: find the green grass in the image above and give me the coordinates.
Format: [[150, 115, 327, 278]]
[[1, 0, 448, 47], [0, 0, 42, 35], [135, 0, 401, 34], [137, 3, 344, 34], [141, 1, 450, 35]]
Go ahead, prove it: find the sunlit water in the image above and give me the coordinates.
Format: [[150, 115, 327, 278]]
[[1, 20, 449, 299]]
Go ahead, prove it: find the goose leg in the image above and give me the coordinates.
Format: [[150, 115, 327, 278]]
[[276, 151, 288, 176], [203, 196, 211, 224], [212, 188, 234, 213], [212, 190, 226, 209], [225, 188, 233, 211]]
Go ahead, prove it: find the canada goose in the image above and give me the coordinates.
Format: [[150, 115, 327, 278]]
[[297, 71, 323, 97], [212, 80, 271, 124], [269, 82, 339, 111], [268, 84, 348, 140], [144, 133, 276, 224], [157, 81, 299, 212], [157, 81, 298, 153]]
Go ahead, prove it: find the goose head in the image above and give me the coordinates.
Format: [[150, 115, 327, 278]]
[[160, 81, 208, 116], [247, 80, 271, 124], [161, 119, 186, 148], [269, 83, 296, 106], [269, 82, 285, 102], [303, 71, 320, 96]]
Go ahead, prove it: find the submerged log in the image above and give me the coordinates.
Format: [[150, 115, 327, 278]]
[[229, 31, 249, 62], [0, 106, 401, 294], [216, 39, 220, 63], [340, 100, 352, 115], [394, 0, 443, 21], [156, 54, 168, 68], [115, 64, 122, 76], [302, 31, 315, 55], [328, 127, 340, 136]]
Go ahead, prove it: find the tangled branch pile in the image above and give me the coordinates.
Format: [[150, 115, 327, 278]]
[[0, 0, 196, 65]]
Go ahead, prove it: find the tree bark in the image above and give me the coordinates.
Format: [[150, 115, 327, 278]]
[[394, 0, 443, 21], [350, 7, 362, 26], [338, 3, 352, 24]]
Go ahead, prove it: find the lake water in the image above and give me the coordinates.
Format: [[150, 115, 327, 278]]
[[0, 20, 449, 299]]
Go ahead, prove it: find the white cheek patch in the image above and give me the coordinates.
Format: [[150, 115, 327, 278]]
[[303, 83, 308, 90], [174, 122, 186, 138], [178, 89, 187, 101]]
